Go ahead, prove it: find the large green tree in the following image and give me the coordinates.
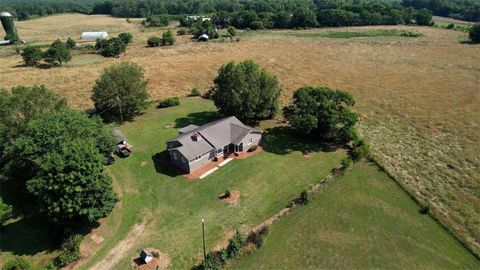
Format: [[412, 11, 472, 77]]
[[0, 85, 67, 154], [4, 110, 117, 227], [21, 46, 43, 66], [211, 60, 281, 123], [91, 62, 149, 122], [44, 39, 72, 66], [4, 110, 115, 181], [283, 87, 358, 143]]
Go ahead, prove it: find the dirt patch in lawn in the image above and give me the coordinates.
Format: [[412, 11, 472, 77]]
[[220, 190, 240, 205], [140, 161, 148, 167], [90, 221, 147, 270], [214, 229, 236, 251]]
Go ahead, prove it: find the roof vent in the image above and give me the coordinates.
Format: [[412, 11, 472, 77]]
[[192, 133, 202, 142]]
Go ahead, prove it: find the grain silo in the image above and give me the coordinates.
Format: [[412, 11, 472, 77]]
[[0, 11, 19, 42]]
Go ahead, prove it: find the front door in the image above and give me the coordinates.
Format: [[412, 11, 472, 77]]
[[239, 143, 243, 152]]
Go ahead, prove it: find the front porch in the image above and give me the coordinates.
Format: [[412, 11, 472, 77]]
[[185, 145, 263, 180]]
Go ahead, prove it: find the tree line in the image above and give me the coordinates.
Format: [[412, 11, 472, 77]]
[[1, 0, 445, 27], [401, 0, 480, 22]]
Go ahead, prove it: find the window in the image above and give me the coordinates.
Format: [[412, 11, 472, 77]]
[[181, 156, 186, 163], [216, 148, 223, 155], [247, 137, 253, 145], [173, 152, 177, 160]]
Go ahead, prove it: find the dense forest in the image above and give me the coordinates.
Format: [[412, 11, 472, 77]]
[[0, 0, 478, 23]]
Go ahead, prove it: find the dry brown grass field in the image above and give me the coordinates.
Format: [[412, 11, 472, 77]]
[[0, 13, 479, 256]]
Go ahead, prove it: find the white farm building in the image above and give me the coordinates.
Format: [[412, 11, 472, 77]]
[[81, 32, 108, 40]]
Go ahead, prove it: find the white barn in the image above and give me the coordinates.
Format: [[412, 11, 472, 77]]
[[81, 32, 108, 40]]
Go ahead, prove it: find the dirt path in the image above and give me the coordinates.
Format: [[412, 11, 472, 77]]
[[90, 221, 147, 270]]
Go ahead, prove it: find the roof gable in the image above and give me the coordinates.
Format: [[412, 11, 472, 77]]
[[167, 116, 260, 160]]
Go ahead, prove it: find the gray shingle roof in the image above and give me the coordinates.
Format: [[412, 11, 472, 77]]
[[167, 116, 260, 161]]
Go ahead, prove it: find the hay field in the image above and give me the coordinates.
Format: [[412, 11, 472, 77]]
[[0, 14, 479, 255]]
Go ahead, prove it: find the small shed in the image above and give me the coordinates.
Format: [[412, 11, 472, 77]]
[[198, 34, 209, 41], [140, 249, 153, 263], [81, 31, 108, 40]]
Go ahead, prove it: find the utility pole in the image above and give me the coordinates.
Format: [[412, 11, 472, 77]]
[[116, 96, 124, 124], [201, 219, 207, 260]]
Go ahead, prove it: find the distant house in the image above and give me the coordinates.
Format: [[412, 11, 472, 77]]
[[166, 116, 262, 173]]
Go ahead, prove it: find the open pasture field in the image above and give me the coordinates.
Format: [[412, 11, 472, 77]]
[[229, 162, 480, 269], [0, 13, 479, 260]]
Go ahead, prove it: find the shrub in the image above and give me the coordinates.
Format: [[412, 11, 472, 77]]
[[189, 87, 202, 97], [203, 251, 222, 270], [446, 23, 455, 29], [177, 28, 187, 35], [157, 97, 180, 108], [340, 157, 352, 168], [469, 23, 480, 43], [2, 256, 33, 270], [147, 36, 162, 47], [248, 145, 258, 152], [247, 226, 269, 248], [298, 190, 309, 205], [162, 30, 175, 45], [420, 204, 430, 215], [142, 15, 170, 27], [227, 26, 236, 37], [0, 197, 13, 225], [54, 234, 83, 267], [226, 230, 244, 258], [65, 37, 76, 49], [202, 87, 214, 99], [351, 139, 370, 161], [119, 32, 133, 44]]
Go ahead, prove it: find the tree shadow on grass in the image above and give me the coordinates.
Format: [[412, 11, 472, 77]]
[[261, 126, 337, 155], [151, 151, 182, 178], [174, 111, 220, 129], [0, 178, 62, 256]]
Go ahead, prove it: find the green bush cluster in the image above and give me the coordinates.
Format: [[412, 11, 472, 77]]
[[248, 145, 258, 152], [142, 15, 170, 27], [54, 234, 83, 267], [21, 39, 72, 67], [147, 30, 175, 47], [95, 36, 128, 58], [469, 23, 480, 43], [189, 87, 202, 97], [247, 226, 269, 248], [351, 139, 370, 161], [2, 256, 33, 270], [157, 97, 180, 108]]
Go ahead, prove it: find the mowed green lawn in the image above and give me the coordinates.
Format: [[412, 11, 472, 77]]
[[229, 162, 480, 269], [79, 97, 346, 269]]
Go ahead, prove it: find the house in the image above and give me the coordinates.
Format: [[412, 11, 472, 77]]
[[140, 249, 153, 263], [166, 116, 262, 173]]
